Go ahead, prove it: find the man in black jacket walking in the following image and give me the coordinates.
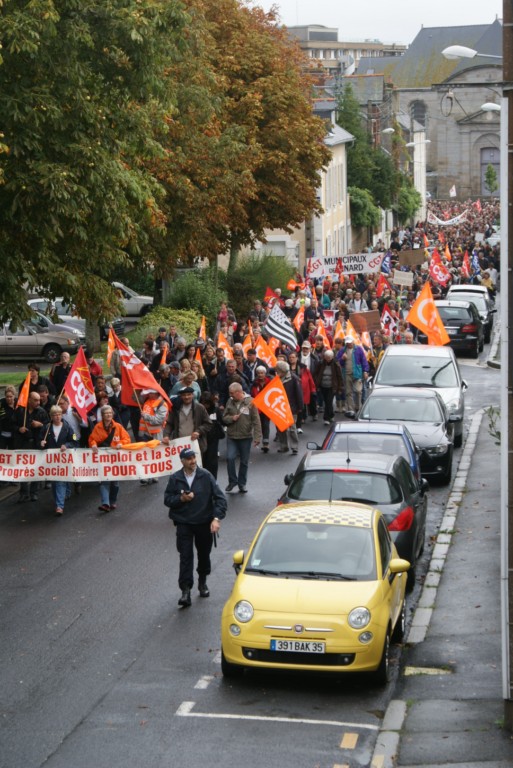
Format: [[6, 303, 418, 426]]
[[164, 448, 227, 608]]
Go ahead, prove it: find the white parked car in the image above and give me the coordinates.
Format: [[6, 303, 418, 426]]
[[112, 282, 154, 316]]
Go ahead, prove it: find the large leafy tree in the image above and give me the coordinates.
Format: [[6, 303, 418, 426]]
[[187, 0, 331, 270], [0, 0, 189, 328]]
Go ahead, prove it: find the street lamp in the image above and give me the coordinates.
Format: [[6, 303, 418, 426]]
[[443, 28, 512, 731], [481, 102, 502, 112], [405, 139, 431, 147], [442, 45, 503, 60]]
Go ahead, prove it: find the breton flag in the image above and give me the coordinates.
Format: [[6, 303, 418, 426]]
[[449, 185, 457, 198], [381, 251, 392, 274], [264, 302, 298, 350]]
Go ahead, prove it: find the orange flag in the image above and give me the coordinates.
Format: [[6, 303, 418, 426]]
[[217, 331, 233, 360], [438, 230, 445, 245], [199, 315, 207, 341], [106, 327, 116, 367], [247, 319, 254, 344], [254, 335, 277, 368], [444, 243, 452, 262], [423, 233, 429, 247], [17, 371, 32, 409], [293, 305, 304, 332], [333, 319, 344, 342], [241, 334, 253, 356], [345, 318, 362, 346], [406, 282, 450, 346], [252, 375, 294, 430], [195, 346, 203, 364], [268, 336, 280, 354], [316, 318, 332, 348]]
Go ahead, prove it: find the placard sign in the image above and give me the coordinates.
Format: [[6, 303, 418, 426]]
[[349, 310, 382, 335], [392, 269, 414, 287]]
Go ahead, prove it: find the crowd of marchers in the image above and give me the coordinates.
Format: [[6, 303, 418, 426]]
[[0, 198, 499, 516]]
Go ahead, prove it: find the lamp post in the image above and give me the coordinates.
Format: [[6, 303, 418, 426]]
[[443, 14, 513, 731]]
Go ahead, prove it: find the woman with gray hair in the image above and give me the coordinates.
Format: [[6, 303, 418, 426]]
[[38, 404, 78, 516]]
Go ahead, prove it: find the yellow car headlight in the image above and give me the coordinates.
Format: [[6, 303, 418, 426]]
[[234, 600, 254, 623], [348, 607, 371, 629]]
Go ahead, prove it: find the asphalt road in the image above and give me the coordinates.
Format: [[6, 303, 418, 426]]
[[0, 357, 500, 768]]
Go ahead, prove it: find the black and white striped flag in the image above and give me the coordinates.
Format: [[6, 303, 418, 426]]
[[264, 302, 298, 350]]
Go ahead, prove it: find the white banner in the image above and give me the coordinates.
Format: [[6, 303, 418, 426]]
[[307, 252, 384, 278], [426, 210, 467, 226], [0, 438, 201, 483]]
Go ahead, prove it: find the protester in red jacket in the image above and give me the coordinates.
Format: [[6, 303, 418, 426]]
[[299, 362, 317, 428]]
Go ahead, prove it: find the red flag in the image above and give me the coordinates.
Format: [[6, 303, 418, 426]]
[[407, 282, 450, 346], [376, 273, 392, 298], [113, 334, 172, 407], [17, 372, 32, 410], [381, 304, 398, 336], [264, 286, 280, 307], [461, 250, 471, 279], [429, 255, 451, 287], [431, 248, 442, 265], [474, 199, 482, 213], [64, 347, 97, 420], [438, 231, 445, 244]]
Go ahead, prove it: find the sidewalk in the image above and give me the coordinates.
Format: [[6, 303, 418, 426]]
[[372, 409, 513, 767]]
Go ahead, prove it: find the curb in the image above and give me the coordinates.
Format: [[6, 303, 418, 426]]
[[370, 408, 485, 768]]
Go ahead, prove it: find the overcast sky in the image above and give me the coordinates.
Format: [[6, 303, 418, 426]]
[[254, 0, 502, 45]]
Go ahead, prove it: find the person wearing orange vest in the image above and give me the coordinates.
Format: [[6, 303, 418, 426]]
[[138, 389, 169, 486], [89, 405, 130, 512]]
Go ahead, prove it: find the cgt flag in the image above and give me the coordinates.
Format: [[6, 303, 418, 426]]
[[407, 282, 450, 346], [64, 347, 96, 420], [252, 375, 294, 430], [113, 333, 172, 407]]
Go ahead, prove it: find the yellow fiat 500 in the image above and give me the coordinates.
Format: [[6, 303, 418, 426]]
[[221, 501, 409, 685]]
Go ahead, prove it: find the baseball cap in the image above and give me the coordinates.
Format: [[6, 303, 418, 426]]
[[301, 341, 311, 348], [345, 335, 355, 344], [180, 448, 196, 460]]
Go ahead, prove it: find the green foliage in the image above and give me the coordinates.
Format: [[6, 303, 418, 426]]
[[348, 187, 381, 228], [394, 179, 422, 224], [0, 0, 189, 328], [166, 267, 227, 335], [371, 150, 399, 209], [130, 307, 201, 349], [226, 253, 295, 322], [486, 405, 501, 445], [484, 164, 499, 196]]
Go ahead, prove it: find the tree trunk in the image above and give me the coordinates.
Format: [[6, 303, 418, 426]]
[[85, 318, 101, 354], [228, 239, 240, 273]]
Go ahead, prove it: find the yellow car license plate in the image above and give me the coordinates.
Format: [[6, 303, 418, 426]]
[[270, 639, 325, 653]]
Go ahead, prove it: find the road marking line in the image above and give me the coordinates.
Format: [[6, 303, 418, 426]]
[[340, 732, 358, 749], [194, 675, 214, 689], [175, 701, 379, 730], [212, 651, 222, 664], [333, 764, 350, 768]]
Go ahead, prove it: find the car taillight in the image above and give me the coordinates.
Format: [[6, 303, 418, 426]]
[[276, 499, 284, 506], [461, 324, 477, 333], [388, 506, 414, 531]]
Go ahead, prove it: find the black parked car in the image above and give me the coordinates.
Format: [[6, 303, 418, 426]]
[[417, 299, 484, 357], [445, 290, 496, 343], [358, 386, 454, 483], [279, 450, 428, 590]]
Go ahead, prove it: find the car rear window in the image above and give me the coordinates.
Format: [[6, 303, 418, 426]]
[[438, 307, 473, 322], [329, 433, 409, 460], [288, 470, 403, 505], [361, 395, 443, 422], [447, 293, 487, 311], [376, 354, 459, 387]]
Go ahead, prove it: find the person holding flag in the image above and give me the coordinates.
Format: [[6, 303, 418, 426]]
[[222, 383, 262, 493], [14, 390, 49, 502], [250, 366, 273, 452], [38, 405, 78, 516], [89, 405, 131, 512], [138, 388, 169, 486], [406, 282, 450, 346], [274, 361, 303, 454]]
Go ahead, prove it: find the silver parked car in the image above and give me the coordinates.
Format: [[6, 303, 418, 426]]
[[0, 320, 81, 363], [371, 344, 467, 447]]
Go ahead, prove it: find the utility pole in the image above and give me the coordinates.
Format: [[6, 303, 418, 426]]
[[501, 0, 513, 731]]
